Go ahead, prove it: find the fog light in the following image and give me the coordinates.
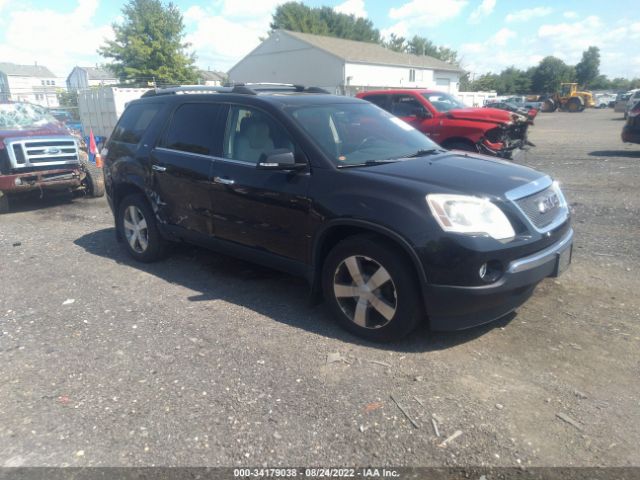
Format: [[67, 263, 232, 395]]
[[479, 261, 503, 283], [479, 263, 487, 279], [14, 178, 22, 186]]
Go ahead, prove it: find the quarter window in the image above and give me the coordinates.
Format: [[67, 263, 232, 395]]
[[160, 103, 222, 155], [223, 106, 294, 164], [111, 103, 161, 145]]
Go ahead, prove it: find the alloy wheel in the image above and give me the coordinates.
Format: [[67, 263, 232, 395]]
[[123, 205, 149, 253], [333, 255, 397, 329]]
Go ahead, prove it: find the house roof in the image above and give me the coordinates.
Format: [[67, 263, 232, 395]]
[[0, 62, 56, 78], [198, 70, 226, 82], [279, 30, 463, 73], [81, 66, 116, 80]]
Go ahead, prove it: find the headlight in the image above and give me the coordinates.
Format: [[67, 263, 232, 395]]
[[426, 194, 515, 240]]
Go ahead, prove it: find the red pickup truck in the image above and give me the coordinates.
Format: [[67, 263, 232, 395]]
[[357, 89, 531, 159], [0, 102, 104, 213]]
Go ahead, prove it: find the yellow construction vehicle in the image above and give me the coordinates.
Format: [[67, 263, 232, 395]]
[[541, 83, 595, 113]]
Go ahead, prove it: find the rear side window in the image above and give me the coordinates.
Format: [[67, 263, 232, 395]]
[[160, 103, 223, 156], [364, 94, 390, 110], [111, 103, 161, 145]]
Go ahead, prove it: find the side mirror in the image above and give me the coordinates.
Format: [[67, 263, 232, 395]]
[[257, 149, 305, 170]]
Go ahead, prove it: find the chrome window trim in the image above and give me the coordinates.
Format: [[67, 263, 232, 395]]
[[154, 146, 216, 161]]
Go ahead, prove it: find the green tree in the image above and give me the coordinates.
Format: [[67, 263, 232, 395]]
[[498, 67, 531, 94], [407, 35, 458, 63], [98, 0, 197, 85], [385, 33, 407, 52], [575, 46, 600, 88], [271, 2, 380, 43], [531, 56, 575, 93], [57, 89, 80, 120]]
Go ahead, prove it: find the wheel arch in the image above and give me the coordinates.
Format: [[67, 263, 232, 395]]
[[310, 219, 428, 302], [441, 137, 478, 150], [112, 179, 151, 240]]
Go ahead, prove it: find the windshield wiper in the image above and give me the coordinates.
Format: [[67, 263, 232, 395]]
[[401, 148, 444, 158], [337, 159, 401, 168]]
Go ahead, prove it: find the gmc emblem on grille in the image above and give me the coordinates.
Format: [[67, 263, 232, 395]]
[[537, 193, 559, 214], [44, 147, 61, 155]]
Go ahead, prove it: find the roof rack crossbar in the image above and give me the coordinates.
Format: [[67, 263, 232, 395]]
[[141, 83, 330, 97], [142, 85, 231, 97]]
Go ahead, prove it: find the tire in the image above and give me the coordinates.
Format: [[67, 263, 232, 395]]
[[322, 235, 423, 342], [0, 191, 9, 214], [541, 99, 556, 112], [117, 193, 168, 262], [445, 141, 477, 153], [567, 98, 583, 113], [80, 155, 105, 197]]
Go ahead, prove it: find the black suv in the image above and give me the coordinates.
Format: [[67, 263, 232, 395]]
[[104, 84, 573, 342]]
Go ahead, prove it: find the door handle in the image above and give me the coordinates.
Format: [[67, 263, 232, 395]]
[[214, 176, 235, 185], [152, 164, 167, 172]]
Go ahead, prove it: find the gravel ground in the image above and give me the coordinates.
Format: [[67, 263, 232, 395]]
[[0, 109, 639, 468]]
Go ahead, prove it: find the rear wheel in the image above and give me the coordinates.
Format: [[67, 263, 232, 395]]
[[117, 194, 168, 262], [541, 99, 556, 112], [322, 235, 423, 342]]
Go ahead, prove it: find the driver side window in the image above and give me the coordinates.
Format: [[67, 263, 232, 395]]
[[223, 106, 294, 164]]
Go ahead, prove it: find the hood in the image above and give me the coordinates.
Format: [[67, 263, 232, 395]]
[[0, 122, 70, 145], [352, 151, 544, 198], [446, 107, 514, 124]]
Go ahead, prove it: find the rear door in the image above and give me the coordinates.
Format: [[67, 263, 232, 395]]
[[150, 102, 224, 235]]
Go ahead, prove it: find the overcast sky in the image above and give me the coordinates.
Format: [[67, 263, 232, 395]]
[[0, 0, 637, 79]]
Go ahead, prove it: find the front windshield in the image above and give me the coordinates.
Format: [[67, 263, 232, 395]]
[[288, 102, 440, 166], [0, 103, 58, 130], [421, 92, 466, 112]]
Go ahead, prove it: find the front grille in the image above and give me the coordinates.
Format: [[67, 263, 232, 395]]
[[514, 185, 566, 230], [5, 137, 79, 170]]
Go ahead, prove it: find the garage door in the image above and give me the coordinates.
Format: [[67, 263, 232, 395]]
[[435, 78, 451, 92]]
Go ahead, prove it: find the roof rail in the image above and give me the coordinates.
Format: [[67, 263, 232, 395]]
[[142, 85, 231, 97], [141, 83, 330, 98], [228, 83, 330, 95]]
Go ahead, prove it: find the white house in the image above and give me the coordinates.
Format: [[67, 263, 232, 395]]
[[228, 30, 463, 96], [0, 62, 61, 107], [198, 69, 226, 86], [66, 66, 118, 91]]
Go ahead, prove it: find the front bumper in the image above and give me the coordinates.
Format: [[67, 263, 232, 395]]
[[0, 168, 82, 193], [425, 227, 574, 331]]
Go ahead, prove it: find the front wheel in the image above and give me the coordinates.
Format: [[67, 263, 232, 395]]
[[82, 161, 105, 197], [117, 194, 168, 262], [322, 235, 423, 342]]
